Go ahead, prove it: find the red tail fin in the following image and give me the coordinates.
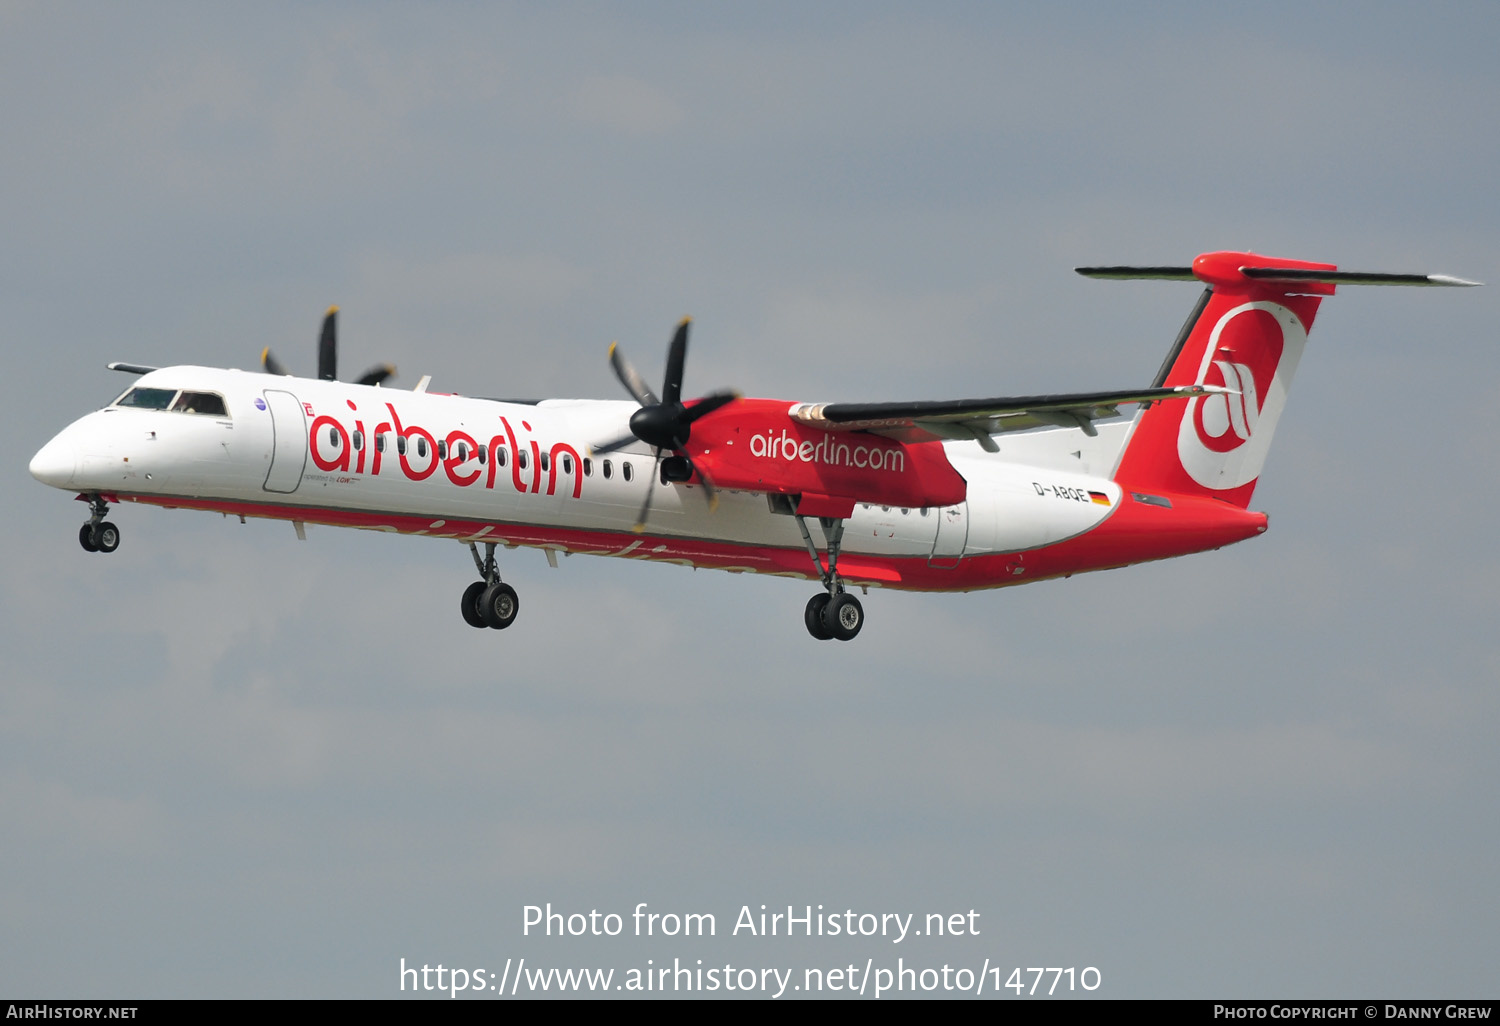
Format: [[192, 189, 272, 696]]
[[1109, 251, 1332, 508]]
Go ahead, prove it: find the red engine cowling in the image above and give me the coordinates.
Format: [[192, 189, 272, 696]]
[[685, 398, 967, 510]]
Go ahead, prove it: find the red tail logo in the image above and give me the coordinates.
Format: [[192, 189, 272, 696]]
[[1187, 304, 1287, 453], [1175, 301, 1307, 492], [1193, 358, 1260, 451]]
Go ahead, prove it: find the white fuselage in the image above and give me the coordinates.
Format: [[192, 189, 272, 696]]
[[31, 367, 1126, 586]]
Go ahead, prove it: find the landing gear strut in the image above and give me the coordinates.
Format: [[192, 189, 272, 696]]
[[795, 514, 863, 642], [463, 541, 519, 630], [78, 495, 120, 554]]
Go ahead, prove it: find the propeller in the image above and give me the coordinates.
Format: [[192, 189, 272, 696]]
[[261, 307, 397, 387], [593, 318, 738, 532]]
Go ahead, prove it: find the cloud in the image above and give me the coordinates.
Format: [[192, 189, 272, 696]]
[[0, 771, 169, 858], [108, 19, 505, 199], [569, 75, 684, 136]]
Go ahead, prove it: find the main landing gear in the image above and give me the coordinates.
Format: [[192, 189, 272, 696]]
[[77, 495, 120, 554], [795, 514, 864, 642], [462, 541, 519, 630]]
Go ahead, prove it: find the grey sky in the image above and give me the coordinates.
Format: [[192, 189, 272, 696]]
[[3, 2, 1497, 998]]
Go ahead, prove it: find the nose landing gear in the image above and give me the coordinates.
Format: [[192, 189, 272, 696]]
[[463, 541, 519, 630], [794, 514, 863, 641], [78, 496, 120, 554]]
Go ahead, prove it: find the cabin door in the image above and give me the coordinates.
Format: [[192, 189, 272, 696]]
[[928, 501, 968, 568], [262, 389, 308, 494]]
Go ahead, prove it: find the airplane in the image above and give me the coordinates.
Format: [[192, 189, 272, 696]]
[[28, 250, 1478, 641]]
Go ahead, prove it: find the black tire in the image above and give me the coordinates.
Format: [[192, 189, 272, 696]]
[[804, 593, 832, 640], [461, 581, 488, 629], [481, 582, 519, 629], [823, 593, 863, 641], [94, 522, 120, 554], [78, 524, 98, 553]]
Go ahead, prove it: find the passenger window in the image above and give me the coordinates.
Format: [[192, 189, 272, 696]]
[[376, 434, 386, 453], [353, 430, 363, 451], [397, 436, 407, 456], [116, 387, 177, 410], [497, 446, 507, 467], [518, 451, 528, 470], [416, 437, 428, 459], [455, 442, 468, 461], [561, 455, 573, 474], [437, 440, 447, 460], [583, 457, 592, 477], [622, 461, 634, 482], [477, 446, 486, 465], [328, 427, 340, 448], [602, 459, 612, 479]]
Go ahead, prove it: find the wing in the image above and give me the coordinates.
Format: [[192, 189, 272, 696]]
[[789, 385, 1226, 451]]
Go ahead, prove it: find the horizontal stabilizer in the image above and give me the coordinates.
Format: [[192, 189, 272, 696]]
[[1075, 266, 1196, 281], [1239, 267, 1481, 287], [1078, 261, 1481, 288]]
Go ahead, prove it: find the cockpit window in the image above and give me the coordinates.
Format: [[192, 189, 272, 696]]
[[115, 387, 178, 410], [171, 391, 228, 416]]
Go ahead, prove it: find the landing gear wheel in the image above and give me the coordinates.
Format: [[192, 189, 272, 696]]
[[793, 514, 862, 641], [94, 521, 120, 554], [460, 581, 488, 629], [823, 593, 864, 642], [480, 582, 519, 630], [804, 593, 832, 640], [78, 524, 98, 552]]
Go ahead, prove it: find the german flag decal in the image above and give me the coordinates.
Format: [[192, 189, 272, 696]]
[[1088, 491, 1112, 506]]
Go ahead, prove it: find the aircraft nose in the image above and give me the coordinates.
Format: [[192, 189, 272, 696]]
[[30, 435, 78, 488]]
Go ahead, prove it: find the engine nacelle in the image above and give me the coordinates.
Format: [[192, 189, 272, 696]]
[[688, 398, 967, 509]]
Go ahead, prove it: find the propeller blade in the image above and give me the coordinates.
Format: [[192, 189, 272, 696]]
[[354, 363, 397, 387], [609, 342, 659, 407], [685, 453, 720, 513], [631, 449, 662, 533], [317, 306, 338, 381], [589, 432, 639, 456], [682, 390, 739, 424], [661, 317, 690, 408], [608, 320, 736, 464], [261, 347, 291, 376]]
